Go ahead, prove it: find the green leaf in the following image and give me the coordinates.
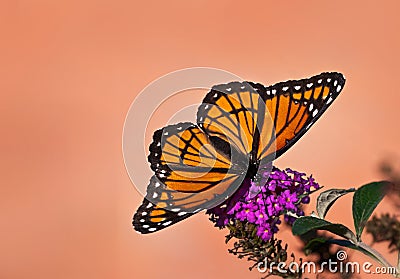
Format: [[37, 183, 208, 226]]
[[292, 216, 357, 243], [352, 181, 390, 241], [316, 188, 355, 219]]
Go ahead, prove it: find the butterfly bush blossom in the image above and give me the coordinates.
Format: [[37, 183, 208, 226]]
[[207, 166, 320, 242]]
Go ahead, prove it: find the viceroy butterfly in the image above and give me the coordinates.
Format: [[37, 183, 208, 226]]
[[133, 72, 345, 233]]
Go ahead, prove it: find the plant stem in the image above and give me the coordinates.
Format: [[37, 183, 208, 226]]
[[397, 251, 400, 278], [358, 241, 399, 277]]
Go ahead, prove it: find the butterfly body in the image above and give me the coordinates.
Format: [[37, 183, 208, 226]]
[[133, 72, 345, 234], [245, 160, 260, 180]]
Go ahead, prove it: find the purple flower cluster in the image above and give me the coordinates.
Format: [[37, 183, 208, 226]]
[[207, 167, 320, 241]]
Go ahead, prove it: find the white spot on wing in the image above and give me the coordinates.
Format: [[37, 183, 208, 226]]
[[327, 96, 333, 104], [226, 88, 232, 92], [337, 85, 342, 92], [152, 192, 158, 198], [141, 212, 147, 216], [213, 93, 218, 98], [327, 78, 331, 82], [294, 85, 301, 90], [146, 203, 153, 209], [282, 86, 289, 91], [318, 79, 322, 84], [162, 221, 172, 226], [312, 109, 318, 117], [334, 80, 338, 86], [307, 83, 313, 88], [171, 208, 180, 212], [148, 228, 156, 232], [177, 211, 187, 216]]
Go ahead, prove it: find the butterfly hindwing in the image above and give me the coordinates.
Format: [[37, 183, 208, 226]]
[[197, 81, 268, 160], [134, 198, 190, 234], [133, 176, 194, 234]]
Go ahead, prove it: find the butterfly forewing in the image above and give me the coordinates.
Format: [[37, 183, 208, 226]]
[[256, 72, 345, 159], [148, 122, 243, 193]]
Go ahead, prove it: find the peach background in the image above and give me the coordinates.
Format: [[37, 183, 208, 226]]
[[2, 1, 400, 278]]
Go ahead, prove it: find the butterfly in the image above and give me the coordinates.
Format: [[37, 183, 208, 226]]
[[133, 72, 345, 233]]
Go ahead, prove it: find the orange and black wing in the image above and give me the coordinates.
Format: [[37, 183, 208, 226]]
[[133, 122, 245, 233], [133, 176, 194, 233], [254, 72, 345, 160], [197, 81, 271, 163]]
